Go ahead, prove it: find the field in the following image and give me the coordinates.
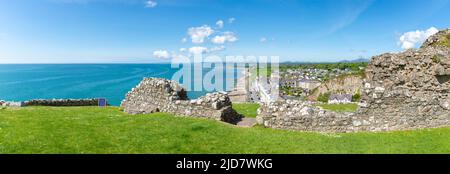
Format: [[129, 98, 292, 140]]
[[0, 106, 449, 154]]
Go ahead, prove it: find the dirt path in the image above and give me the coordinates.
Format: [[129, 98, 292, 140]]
[[236, 117, 257, 127]]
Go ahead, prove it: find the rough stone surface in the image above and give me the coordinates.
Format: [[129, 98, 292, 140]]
[[121, 78, 242, 124], [1, 101, 25, 107], [355, 29, 450, 131], [258, 29, 450, 132], [421, 29, 450, 49], [25, 99, 101, 106], [257, 100, 357, 132], [0, 99, 101, 107]]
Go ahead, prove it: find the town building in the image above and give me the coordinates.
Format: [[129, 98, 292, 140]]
[[328, 94, 352, 104]]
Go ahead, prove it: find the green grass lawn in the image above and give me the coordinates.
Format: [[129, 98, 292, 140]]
[[232, 103, 260, 118], [316, 103, 359, 112], [0, 106, 449, 154]]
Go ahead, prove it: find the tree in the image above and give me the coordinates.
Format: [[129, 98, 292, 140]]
[[317, 92, 331, 103], [352, 93, 361, 102]]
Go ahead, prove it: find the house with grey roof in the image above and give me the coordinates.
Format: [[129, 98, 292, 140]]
[[328, 94, 352, 104]]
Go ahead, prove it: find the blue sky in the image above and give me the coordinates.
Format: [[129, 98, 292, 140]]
[[0, 0, 450, 63]]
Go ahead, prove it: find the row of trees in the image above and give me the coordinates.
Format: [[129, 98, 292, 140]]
[[280, 62, 368, 72]]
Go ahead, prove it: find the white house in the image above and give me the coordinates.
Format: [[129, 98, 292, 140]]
[[328, 94, 352, 104]]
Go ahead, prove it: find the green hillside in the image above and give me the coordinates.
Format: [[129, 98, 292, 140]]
[[0, 107, 449, 154]]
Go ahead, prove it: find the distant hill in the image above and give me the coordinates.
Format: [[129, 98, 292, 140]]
[[280, 58, 369, 64], [338, 58, 369, 63]]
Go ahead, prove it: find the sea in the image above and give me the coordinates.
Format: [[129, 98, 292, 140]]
[[0, 64, 242, 106]]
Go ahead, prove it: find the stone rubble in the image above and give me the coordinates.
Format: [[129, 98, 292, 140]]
[[0, 99, 101, 107], [121, 78, 242, 124], [25, 99, 101, 106], [257, 100, 357, 132]]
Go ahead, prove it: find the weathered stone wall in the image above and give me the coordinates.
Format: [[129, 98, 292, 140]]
[[355, 29, 450, 131], [1, 99, 101, 107], [0, 101, 25, 107], [258, 29, 450, 132], [121, 78, 242, 124], [257, 100, 358, 132], [25, 99, 101, 106]]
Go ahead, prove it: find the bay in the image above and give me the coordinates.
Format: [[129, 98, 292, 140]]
[[0, 64, 241, 106]]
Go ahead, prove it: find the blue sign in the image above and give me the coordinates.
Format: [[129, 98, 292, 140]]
[[98, 98, 107, 107]]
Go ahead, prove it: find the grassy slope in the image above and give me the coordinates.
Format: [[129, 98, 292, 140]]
[[433, 33, 450, 48], [0, 107, 449, 154], [316, 103, 359, 112], [232, 103, 260, 118]]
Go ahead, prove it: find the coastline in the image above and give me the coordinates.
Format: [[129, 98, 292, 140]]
[[0, 64, 237, 105], [228, 67, 250, 103]]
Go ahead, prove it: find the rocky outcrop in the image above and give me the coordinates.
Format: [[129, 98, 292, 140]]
[[25, 99, 101, 106], [258, 29, 450, 132], [121, 78, 242, 124], [308, 74, 363, 101], [421, 29, 450, 49], [1, 101, 25, 107], [356, 29, 450, 131], [1, 99, 102, 107]]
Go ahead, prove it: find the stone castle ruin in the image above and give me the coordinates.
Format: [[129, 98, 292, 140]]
[[257, 29, 450, 132], [257, 100, 358, 132], [355, 29, 450, 131], [122, 29, 449, 132], [121, 78, 242, 124]]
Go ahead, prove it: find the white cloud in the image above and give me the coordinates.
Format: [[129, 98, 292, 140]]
[[188, 25, 214, 44], [216, 20, 224, 28], [186, 46, 225, 55], [181, 37, 187, 43], [173, 53, 190, 59], [228, 17, 235, 24], [179, 48, 187, 52], [145, 0, 157, 8], [209, 45, 226, 52], [260, 37, 275, 43], [189, 46, 208, 55], [153, 50, 170, 59], [399, 27, 439, 49], [260, 37, 267, 43], [211, 32, 238, 44]]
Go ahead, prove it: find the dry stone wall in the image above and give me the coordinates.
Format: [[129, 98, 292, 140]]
[[121, 78, 242, 124], [1, 99, 101, 107], [25, 99, 101, 106], [257, 100, 358, 132], [258, 29, 450, 132]]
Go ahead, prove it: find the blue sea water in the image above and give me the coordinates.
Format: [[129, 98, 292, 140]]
[[0, 64, 240, 106]]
